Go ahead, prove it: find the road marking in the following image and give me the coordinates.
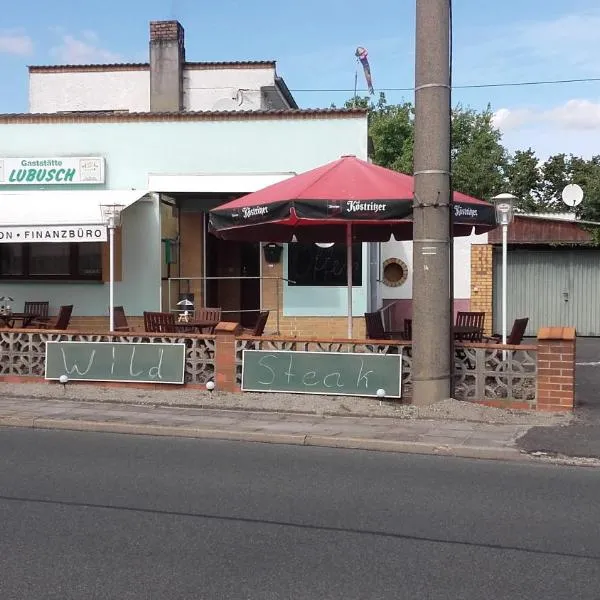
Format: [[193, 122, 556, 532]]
[[576, 361, 600, 366]]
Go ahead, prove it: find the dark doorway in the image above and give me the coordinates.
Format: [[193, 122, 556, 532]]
[[205, 227, 261, 328]]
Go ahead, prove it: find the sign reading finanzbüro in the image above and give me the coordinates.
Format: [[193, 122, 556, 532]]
[[0, 156, 105, 185]]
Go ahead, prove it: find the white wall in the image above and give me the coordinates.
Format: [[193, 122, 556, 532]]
[[0, 196, 160, 317], [28, 66, 281, 113], [183, 66, 277, 111], [379, 232, 489, 300], [29, 70, 150, 113]]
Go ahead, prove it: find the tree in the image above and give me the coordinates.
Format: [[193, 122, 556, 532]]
[[571, 155, 600, 224], [337, 95, 600, 214], [450, 104, 507, 201], [505, 149, 542, 213]]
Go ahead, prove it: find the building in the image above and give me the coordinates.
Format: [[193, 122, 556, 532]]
[[0, 20, 372, 337], [378, 232, 488, 330], [28, 21, 297, 114], [472, 213, 600, 336]]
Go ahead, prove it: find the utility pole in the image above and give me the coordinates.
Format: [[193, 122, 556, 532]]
[[412, 0, 453, 405]]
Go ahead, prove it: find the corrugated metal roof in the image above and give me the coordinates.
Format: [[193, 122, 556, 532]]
[[28, 61, 276, 72], [518, 213, 600, 226]]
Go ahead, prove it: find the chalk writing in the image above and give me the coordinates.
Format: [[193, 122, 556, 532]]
[[242, 350, 401, 398], [45, 342, 185, 385], [288, 243, 362, 286]]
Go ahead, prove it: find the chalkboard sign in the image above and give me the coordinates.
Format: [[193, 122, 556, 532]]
[[45, 341, 186, 384], [241, 350, 401, 398], [288, 243, 362, 286]]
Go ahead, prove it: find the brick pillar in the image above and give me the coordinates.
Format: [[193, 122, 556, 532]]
[[149, 20, 185, 111], [214, 321, 241, 392], [536, 327, 576, 412], [470, 244, 493, 334]]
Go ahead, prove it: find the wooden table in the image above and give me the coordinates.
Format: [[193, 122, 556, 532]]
[[0, 313, 40, 328], [173, 319, 219, 334]]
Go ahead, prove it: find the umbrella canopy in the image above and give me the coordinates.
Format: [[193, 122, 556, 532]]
[[209, 155, 496, 242], [208, 155, 497, 338]]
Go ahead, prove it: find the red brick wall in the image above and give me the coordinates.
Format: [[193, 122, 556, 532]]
[[536, 327, 576, 412]]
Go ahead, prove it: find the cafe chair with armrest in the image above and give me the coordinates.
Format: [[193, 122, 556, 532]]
[[113, 306, 131, 332], [23, 301, 50, 322], [484, 317, 529, 346], [242, 311, 269, 336], [32, 305, 73, 330]]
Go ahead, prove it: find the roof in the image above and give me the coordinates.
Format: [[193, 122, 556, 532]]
[[28, 61, 277, 73], [0, 108, 367, 124], [517, 212, 600, 227]]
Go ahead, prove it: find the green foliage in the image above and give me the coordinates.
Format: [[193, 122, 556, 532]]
[[505, 149, 542, 213], [450, 104, 507, 201], [337, 95, 600, 222]]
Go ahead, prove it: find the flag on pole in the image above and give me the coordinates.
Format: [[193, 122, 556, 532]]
[[355, 46, 374, 95]]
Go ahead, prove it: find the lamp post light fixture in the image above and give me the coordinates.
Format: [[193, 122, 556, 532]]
[[100, 203, 125, 331], [492, 193, 516, 345]]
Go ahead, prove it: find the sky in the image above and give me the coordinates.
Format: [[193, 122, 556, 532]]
[[1, 0, 600, 161]]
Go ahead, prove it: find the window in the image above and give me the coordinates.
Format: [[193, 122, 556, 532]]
[[0, 243, 102, 280], [287, 243, 363, 286]]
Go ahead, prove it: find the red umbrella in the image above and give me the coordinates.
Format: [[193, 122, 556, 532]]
[[210, 155, 496, 241], [209, 155, 497, 337]]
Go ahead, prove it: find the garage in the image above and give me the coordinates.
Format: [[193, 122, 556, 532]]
[[493, 246, 600, 337]]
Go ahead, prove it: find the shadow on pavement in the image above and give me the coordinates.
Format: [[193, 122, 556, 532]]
[[517, 337, 600, 459]]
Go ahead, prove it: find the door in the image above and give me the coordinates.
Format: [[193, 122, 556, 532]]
[[205, 228, 261, 327], [493, 248, 600, 337], [239, 241, 261, 327]]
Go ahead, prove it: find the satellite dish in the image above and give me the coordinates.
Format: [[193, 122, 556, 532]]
[[561, 184, 584, 207], [315, 242, 335, 249]]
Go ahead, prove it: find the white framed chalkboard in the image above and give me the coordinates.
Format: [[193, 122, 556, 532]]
[[241, 350, 402, 398], [45, 341, 186, 384]]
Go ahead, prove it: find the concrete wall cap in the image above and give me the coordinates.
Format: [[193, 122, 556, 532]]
[[537, 326, 576, 341]]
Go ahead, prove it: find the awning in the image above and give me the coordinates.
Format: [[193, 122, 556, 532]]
[[0, 190, 150, 243]]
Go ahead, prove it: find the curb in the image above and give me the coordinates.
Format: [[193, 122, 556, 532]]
[[0, 416, 527, 462], [0, 393, 559, 426]]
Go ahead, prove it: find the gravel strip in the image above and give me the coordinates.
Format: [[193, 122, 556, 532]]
[[0, 382, 569, 427]]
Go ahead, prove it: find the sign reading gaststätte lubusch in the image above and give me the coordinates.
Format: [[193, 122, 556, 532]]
[[0, 157, 105, 185]]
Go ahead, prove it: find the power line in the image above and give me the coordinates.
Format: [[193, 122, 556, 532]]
[[288, 76, 600, 93]]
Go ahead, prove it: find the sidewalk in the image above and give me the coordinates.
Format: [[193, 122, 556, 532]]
[[0, 382, 574, 463]]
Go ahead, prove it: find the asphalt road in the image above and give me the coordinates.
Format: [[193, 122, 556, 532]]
[[518, 337, 600, 458], [1, 429, 599, 599]]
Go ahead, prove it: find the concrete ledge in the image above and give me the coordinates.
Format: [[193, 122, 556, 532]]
[[303, 435, 525, 461], [0, 416, 527, 462], [0, 415, 36, 427]]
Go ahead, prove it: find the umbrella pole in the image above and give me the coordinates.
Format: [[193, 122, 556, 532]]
[[346, 224, 353, 338]]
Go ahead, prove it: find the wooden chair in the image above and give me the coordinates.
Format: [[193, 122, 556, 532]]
[[195, 307, 222, 324], [455, 311, 485, 342], [24, 301, 49, 321], [365, 311, 407, 340], [243, 311, 269, 336], [485, 317, 529, 345], [113, 306, 131, 332], [402, 318, 412, 341], [32, 305, 73, 330], [365, 311, 388, 339], [143, 311, 176, 333]]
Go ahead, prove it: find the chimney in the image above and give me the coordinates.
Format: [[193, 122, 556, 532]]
[[149, 20, 185, 112]]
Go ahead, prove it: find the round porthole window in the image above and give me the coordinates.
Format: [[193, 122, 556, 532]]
[[382, 258, 408, 287]]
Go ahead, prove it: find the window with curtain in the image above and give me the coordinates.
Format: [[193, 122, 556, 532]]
[[0, 243, 103, 280]]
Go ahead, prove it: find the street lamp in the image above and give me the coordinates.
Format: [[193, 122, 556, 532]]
[[100, 203, 125, 331], [492, 193, 516, 345]]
